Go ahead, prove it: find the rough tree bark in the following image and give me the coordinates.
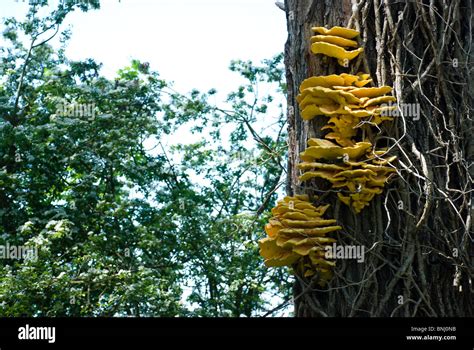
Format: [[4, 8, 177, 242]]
[[284, 0, 473, 316]]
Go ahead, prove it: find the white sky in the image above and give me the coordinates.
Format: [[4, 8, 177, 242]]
[[0, 0, 287, 94]]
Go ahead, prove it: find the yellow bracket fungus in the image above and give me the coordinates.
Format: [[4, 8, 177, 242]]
[[297, 161, 349, 171], [362, 95, 397, 108], [300, 139, 372, 161], [353, 73, 372, 87], [311, 35, 358, 48], [296, 73, 397, 149], [309, 26, 362, 65], [321, 115, 359, 147], [311, 42, 364, 66], [297, 141, 397, 213], [299, 170, 344, 183], [301, 103, 392, 120], [299, 95, 335, 109], [311, 26, 360, 39], [260, 25, 399, 283], [349, 86, 393, 98], [259, 195, 341, 286], [299, 73, 373, 92], [299, 75, 346, 92], [297, 86, 361, 105]]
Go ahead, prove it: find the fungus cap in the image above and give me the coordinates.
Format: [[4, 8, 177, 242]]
[[311, 42, 364, 66], [311, 26, 360, 39]]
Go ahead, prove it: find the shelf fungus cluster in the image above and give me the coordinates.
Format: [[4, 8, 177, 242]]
[[259, 25, 398, 285], [296, 25, 398, 213], [298, 139, 397, 213], [258, 195, 341, 286], [311, 26, 363, 66], [297, 73, 396, 146]]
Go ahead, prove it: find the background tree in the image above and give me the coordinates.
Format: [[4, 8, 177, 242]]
[[283, 0, 472, 316], [0, 1, 291, 316]]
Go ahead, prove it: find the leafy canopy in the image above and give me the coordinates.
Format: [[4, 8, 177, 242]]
[[0, 1, 292, 316]]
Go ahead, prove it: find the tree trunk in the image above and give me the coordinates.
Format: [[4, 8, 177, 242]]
[[284, 0, 473, 317]]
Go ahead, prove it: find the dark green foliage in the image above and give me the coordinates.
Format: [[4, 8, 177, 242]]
[[0, 2, 291, 316]]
